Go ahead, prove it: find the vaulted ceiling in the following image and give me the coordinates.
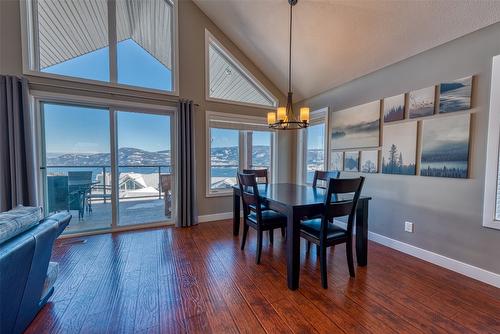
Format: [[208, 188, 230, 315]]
[[194, 0, 500, 102]]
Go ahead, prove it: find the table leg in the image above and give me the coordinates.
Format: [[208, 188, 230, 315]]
[[355, 199, 369, 266], [233, 189, 240, 236], [286, 208, 301, 290]]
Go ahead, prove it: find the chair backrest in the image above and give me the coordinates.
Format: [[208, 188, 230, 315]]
[[312, 170, 340, 188], [321, 177, 365, 237], [160, 174, 172, 193], [68, 171, 93, 183], [238, 173, 262, 222], [47, 176, 68, 213], [242, 169, 268, 184]]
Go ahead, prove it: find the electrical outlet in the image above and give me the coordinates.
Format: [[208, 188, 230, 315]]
[[405, 221, 414, 233]]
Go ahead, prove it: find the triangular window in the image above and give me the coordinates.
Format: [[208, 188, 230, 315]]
[[207, 31, 278, 108]]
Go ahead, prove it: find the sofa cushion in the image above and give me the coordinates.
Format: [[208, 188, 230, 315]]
[[0, 206, 42, 245], [41, 261, 59, 298]]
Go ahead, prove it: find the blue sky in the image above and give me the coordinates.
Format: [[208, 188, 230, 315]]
[[43, 39, 172, 154], [211, 129, 271, 148], [307, 124, 325, 150]]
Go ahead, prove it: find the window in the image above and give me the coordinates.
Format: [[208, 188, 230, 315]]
[[206, 30, 278, 108], [25, 0, 176, 92], [301, 108, 328, 184], [483, 55, 500, 230], [207, 112, 275, 196]]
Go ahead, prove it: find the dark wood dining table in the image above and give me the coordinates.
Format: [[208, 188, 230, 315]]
[[232, 183, 372, 290]]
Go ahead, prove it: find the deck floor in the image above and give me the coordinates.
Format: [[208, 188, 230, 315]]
[[64, 198, 171, 234], [26, 220, 500, 333]]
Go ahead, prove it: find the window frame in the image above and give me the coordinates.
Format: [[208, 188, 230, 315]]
[[299, 107, 329, 185], [204, 29, 278, 110], [483, 55, 500, 230], [206, 111, 276, 197], [20, 0, 179, 96]]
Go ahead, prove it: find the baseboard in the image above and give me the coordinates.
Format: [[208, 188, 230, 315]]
[[368, 231, 500, 288], [198, 211, 238, 223]]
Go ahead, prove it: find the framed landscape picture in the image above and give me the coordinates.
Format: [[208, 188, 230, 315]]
[[439, 76, 472, 113], [360, 150, 378, 173], [382, 122, 417, 175], [331, 101, 380, 150], [420, 114, 470, 178], [383, 94, 405, 123], [344, 151, 359, 172], [330, 151, 344, 171], [409, 86, 435, 119]]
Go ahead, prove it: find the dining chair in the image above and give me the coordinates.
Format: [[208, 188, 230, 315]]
[[238, 173, 287, 264], [242, 169, 268, 184], [300, 176, 365, 288], [312, 170, 340, 188], [242, 168, 286, 239]]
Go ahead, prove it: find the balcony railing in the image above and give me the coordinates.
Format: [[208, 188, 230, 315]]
[[43, 165, 172, 203]]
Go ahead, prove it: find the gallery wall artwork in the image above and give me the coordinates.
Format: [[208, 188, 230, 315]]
[[382, 122, 417, 175], [409, 86, 435, 119], [344, 151, 359, 172], [439, 76, 472, 113], [383, 94, 405, 123], [330, 151, 344, 171], [327, 73, 474, 179], [420, 114, 470, 178], [331, 101, 380, 149], [360, 150, 378, 173]]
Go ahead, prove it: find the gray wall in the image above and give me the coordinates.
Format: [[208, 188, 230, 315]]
[[0, 0, 293, 217], [295, 22, 500, 274]]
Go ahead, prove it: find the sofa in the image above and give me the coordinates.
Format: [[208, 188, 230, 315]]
[[0, 207, 71, 334]]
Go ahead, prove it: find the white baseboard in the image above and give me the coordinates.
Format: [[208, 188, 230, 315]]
[[198, 211, 238, 223], [368, 231, 500, 288]]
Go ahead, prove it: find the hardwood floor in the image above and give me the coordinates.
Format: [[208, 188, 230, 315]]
[[26, 220, 500, 334]]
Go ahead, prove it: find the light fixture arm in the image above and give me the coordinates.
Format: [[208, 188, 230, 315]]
[[267, 0, 309, 130]]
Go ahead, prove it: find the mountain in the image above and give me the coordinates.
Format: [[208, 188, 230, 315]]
[[47, 147, 171, 166], [48, 145, 271, 167]]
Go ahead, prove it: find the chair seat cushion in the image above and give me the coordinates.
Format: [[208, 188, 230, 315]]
[[41, 261, 59, 298], [247, 209, 286, 226], [300, 218, 348, 240], [0, 206, 41, 245]]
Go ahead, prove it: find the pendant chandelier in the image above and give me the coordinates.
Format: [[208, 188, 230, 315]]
[[268, 0, 309, 130]]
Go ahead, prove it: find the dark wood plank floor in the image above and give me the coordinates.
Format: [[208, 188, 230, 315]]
[[26, 220, 500, 334]]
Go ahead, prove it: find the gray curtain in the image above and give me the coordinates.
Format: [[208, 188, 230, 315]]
[[0, 75, 37, 212], [177, 99, 198, 227]]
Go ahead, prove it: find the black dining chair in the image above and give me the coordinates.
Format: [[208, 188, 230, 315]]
[[243, 169, 268, 184], [300, 176, 365, 289], [312, 170, 340, 188], [238, 173, 287, 264], [242, 168, 284, 238]]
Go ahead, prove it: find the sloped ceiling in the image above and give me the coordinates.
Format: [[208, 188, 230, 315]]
[[193, 0, 500, 102]]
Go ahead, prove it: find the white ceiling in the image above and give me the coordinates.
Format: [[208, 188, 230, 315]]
[[193, 0, 500, 102]]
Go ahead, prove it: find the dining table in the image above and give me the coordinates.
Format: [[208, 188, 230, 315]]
[[232, 183, 372, 290]]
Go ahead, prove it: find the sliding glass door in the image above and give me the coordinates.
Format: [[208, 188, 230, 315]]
[[40, 102, 175, 234], [116, 111, 173, 226]]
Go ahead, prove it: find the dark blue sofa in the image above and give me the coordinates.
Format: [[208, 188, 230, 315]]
[[0, 212, 71, 334]]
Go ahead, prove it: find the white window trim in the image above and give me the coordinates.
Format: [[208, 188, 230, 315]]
[[32, 91, 178, 236], [204, 29, 278, 110], [483, 55, 500, 230], [206, 111, 275, 197], [19, 0, 179, 97], [299, 107, 329, 185]]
